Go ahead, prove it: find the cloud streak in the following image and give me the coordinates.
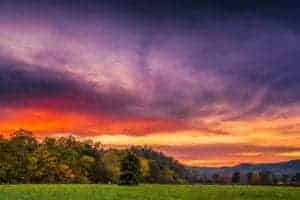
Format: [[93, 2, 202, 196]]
[[0, 0, 300, 166]]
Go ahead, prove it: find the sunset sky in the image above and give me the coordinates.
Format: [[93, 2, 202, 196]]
[[1, 0, 300, 166]]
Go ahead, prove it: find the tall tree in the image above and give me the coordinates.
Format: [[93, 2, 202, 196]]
[[293, 173, 300, 185], [231, 172, 241, 184], [119, 152, 141, 185], [259, 171, 275, 185], [8, 129, 38, 183]]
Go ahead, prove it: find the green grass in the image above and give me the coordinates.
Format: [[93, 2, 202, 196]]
[[0, 184, 299, 200]]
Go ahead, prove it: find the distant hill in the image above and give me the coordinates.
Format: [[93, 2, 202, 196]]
[[188, 160, 300, 179]]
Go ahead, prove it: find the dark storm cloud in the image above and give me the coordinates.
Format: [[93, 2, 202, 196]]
[[3, 0, 300, 22], [0, 59, 74, 98], [0, 58, 141, 118], [1, 0, 300, 123]]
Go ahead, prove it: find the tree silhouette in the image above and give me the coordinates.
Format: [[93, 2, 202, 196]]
[[231, 172, 240, 184], [119, 152, 141, 185]]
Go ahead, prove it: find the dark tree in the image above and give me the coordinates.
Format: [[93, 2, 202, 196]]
[[212, 173, 224, 184], [259, 171, 275, 185], [8, 130, 38, 183], [231, 172, 241, 184], [147, 161, 161, 183], [90, 159, 112, 183], [119, 152, 141, 185], [281, 174, 289, 185], [293, 173, 300, 185], [246, 172, 253, 185]]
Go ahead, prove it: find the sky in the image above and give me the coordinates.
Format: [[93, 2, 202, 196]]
[[0, 0, 300, 166]]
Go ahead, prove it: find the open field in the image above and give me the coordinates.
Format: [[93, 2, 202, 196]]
[[0, 185, 299, 200]]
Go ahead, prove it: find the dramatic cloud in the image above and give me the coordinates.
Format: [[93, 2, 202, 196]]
[[0, 0, 300, 166]]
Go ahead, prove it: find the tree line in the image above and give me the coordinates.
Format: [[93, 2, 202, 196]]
[[188, 170, 300, 186], [0, 129, 187, 184], [1, 129, 299, 185]]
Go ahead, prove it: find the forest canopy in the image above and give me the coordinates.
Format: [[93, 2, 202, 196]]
[[0, 129, 187, 184]]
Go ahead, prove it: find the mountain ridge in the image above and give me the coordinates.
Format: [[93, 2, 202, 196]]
[[189, 159, 300, 177]]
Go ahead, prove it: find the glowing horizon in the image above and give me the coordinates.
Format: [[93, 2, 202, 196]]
[[0, 0, 300, 167]]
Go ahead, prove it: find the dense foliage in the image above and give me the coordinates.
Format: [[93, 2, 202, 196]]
[[119, 152, 141, 185], [0, 130, 187, 184]]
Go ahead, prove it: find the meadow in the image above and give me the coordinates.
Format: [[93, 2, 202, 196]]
[[0, 184, 299, 200]]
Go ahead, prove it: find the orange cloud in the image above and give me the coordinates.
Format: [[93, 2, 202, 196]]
[[1, 106, 300, 167], [0, 107, 182, 137]]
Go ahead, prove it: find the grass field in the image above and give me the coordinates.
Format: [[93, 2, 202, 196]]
[[0, 184, 299, 200]]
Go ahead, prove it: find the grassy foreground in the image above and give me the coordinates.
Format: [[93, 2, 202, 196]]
[[0, 184, 299, 200]]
